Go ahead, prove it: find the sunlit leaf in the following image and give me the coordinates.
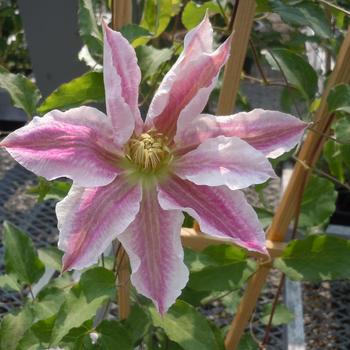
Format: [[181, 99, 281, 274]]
[[274, 235, 350, 281], [182, 1, 220, 30], [37, 71, 104, 114]]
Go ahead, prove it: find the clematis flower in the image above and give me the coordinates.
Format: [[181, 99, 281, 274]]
[[0, 16, 306, 314]]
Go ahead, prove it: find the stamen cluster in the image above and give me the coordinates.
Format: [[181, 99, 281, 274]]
[[125, 131, 172, 171]]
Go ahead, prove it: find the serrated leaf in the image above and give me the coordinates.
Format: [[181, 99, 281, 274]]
[[328, 84, 350, 114], [78, 0, 103, 62], [50, 268, 115, 345], [95, 320, 133, 350], [263, 48, 318, 101], [334, 117, 350, 143], [37, 71, 104, 114], [274, 235, 350, 281], [182, 1, 220, 30], [0, 65, 41, 116], [261, 303, 294, 326], [149, 300, 222, 350], [33, 287, 66, 320], [38, 246, 63, 271], [300, 175, 337, 228], [3, 222, 45, 285], [0, 306, 34, 350]]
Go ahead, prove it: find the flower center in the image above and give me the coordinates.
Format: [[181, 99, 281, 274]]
[[125, 131, 172, 172]]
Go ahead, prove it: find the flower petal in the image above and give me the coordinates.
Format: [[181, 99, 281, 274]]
[[175, 109, 307, 158], [145, 18, 230, 140], [118, 188, 188, 314], [58, 176, 142, 271], [103, 22, 143, 144], [1, 107, 121, 187], [174, 135, 276, 190], [158, 176, 267, 254]]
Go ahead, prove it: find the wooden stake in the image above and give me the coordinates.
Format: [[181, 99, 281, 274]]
[[224, 27, 350, 349], [111, 0, 132, 321], [217, 0, 256, 115], [112, 0, 132, 30], [268, 27, 350, 242]]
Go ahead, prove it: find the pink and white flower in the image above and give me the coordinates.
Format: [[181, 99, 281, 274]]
[[0, 16, 306, 314]]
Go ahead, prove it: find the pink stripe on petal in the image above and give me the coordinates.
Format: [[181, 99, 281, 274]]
[[175, 110, 307, 158], [58, 177, 142, 271], [1, 107, 121, 187], [103, 22, 143, 144], [118, 188, 188, 314], [174, 135, 276, 191], [145, 19, 230, 140], [158, 176, 267, 254]]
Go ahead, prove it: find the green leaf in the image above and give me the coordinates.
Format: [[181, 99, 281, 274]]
[[38, 247, 63, 271], [323, 140, 345, 183], [17, 315, 57, 350], [272, 1, 331, 39], [263, 48, 318, 101], [340, 144, 350, 169], [78, 0, 103, 62], [149, 300, 222, 350], [61, 320, 94, 349], [79, 267, 116, 302], [28, 178, 71, 202], [0, 306, 34, 350], [37, 71, 104, 114], [300, 175, 337, 228], [95, 320, 133, 350], [334, 117, 350, 143], [0, 65, 41, 116], [0, 274, 21, 292], [136, 45, 172, 80], [261, 303, 294, 326], [34, 287, 66, 320], [238, 334, 258, 350], [3, 222, 45, 285], [274, 235, 350, 281], [182, 1, 220, 30], [140, 0, 172, 37], [328, 84, 350, 114], [185, 245, 255, 291], [123, 304, 151, 344], [50, 267, 115, 344], [120, 24, 151, 47]]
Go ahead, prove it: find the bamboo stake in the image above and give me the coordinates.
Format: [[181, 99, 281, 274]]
[[217, 0, 256, 115], [111, 0, 132, 321], [112, 0, 132, 30], [268, 27, 350, 242], [224, 27, 350, 349]]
